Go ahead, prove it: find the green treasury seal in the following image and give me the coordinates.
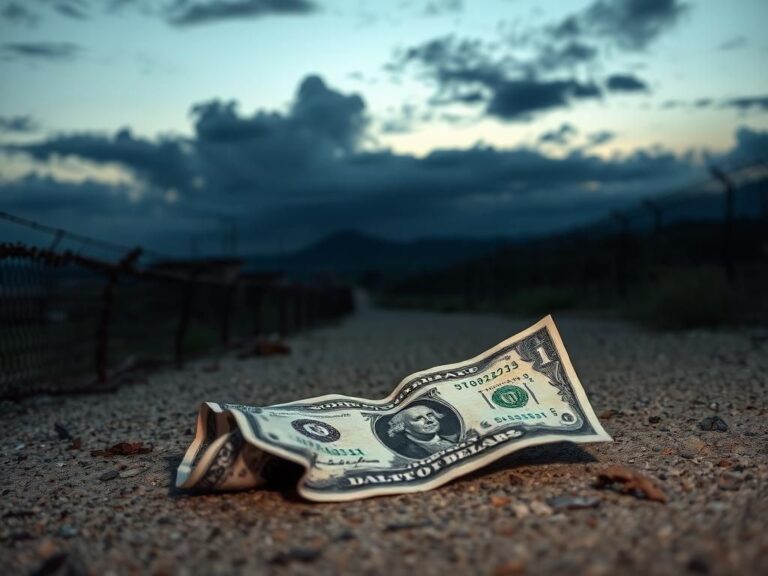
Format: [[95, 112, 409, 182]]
[[491, 385, 529, 409]]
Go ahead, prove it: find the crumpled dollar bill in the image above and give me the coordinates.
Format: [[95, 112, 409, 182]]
[[176, 315, 611, 501]]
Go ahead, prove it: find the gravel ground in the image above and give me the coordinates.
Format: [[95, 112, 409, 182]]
[[2, 305, 767, 576]]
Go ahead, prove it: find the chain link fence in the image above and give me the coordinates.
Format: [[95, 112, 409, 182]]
[[388, 159, 768, 325], [0, 242, 353, 400]]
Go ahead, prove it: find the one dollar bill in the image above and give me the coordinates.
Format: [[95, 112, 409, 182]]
[[176, 315, 611, 501]]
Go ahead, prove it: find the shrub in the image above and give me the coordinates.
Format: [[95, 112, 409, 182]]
[[630, 266, 734, 329]]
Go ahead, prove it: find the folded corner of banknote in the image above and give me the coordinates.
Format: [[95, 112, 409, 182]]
[[176, 315, 612, 501]]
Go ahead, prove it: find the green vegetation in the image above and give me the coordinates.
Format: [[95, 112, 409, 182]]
[[627, 266, 734, 329], [498, 287, 580, 317]]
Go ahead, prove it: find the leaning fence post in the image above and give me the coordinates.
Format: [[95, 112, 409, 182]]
[[612, 211, 630, 299], [94, 248, 141, 385], [175, 273, 196, 368], [219, 280, 236, 346], [642, 200, 664, 234], [709, 166, 736, 285]]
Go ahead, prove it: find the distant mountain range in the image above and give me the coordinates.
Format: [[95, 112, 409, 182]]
[[244, 230, 509, 282]]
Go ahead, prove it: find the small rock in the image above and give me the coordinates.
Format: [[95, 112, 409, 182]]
[[334, 529, 356, 542], [508, 473, 524, 486], [91, 441, 152, 457], [548, 495, 600, 510], [648, 415, 661, 424], [494, 559, 525, 576], [699, 416, 728, 432], [717, 473, 742, 491], [384, 520, 432, 532], [679, 436, 707, 459], [54, 423, 72, 440], [269, 547, 322, 565], [30, 551, 87, 576], [686, 555, 710, 574], [511, 502, 530, 519], [57, 525, 78, 538], [594, 465, 667, 503], [98, 470, 119, 481], [490, 495, 511, 507], [118, 467, 144, 479], [529, 501, 553, 516], [36, 539, 57, 559]]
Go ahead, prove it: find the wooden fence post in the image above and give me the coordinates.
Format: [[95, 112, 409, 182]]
[[612, 211, 630, 299], [94, 248, 141, 385], [709, 166, 736, 285], [175, 274, 195, 368]]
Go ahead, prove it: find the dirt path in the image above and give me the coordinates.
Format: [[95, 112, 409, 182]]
[[2, 307, 767, 575]]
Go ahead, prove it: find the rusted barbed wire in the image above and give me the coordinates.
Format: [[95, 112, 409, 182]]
[[0, 240, 354, 400]]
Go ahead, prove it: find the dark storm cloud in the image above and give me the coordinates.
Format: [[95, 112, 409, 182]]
[[2, 41, 81, 61], [722, 95, 768, 111], [718, 35, 747, 51], [0, 173, 135, 214], [10, 76, 763, 252], [586, 130, 616, 147], [0, 115, 38, 133], [290, 75, 367, 151], [166, 0, 317, 26], [538, 123, 577, 146], [1, 2, 40, 26], [0, 173, 202, 254], [554, 0, 689, 50], [714, 126, 768, 166], [9, 128, 194, 191], [380, 104, 419, 135], [394, 35, 504, 87], [192, 75, 365, 146], [606, 73, 649, 92], [392, 36, 603, 121], [190, 76, 368, 199], [52, 0, 89, 20], [536, 41, 599, 71], [423, 0, 463, 17], [659, 95, 768, 112], [488, 79, 601, 120]]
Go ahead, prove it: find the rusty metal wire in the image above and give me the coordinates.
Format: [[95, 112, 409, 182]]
[[0, 242, 353, 400]]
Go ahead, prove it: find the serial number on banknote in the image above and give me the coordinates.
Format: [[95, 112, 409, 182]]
[[452, 361, 519, 390]]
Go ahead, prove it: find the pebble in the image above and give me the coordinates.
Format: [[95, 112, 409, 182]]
[[679, 436, 707, 459], [717, 473, 742, 491], [699, 416, 728, 432], [384, 520, 432, 532], [118, 467, 144, 479], [529, 501, 553, 516], [548, 496, 601, 510], [98, 470, 119, 481], [269, 547, 322, 565], [510, 502, 530, 519], [57, 525, 78, 538]]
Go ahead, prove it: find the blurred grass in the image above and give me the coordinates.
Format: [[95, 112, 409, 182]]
[[380, 264, 768, 330], [627, 266, 734, 329], [498, 287, 580, 317]]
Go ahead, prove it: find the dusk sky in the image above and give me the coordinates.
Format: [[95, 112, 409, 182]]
[[1, 0, 766, 255]]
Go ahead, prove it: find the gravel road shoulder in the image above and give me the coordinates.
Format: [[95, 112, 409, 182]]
[[2, 308, 767, 575]]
